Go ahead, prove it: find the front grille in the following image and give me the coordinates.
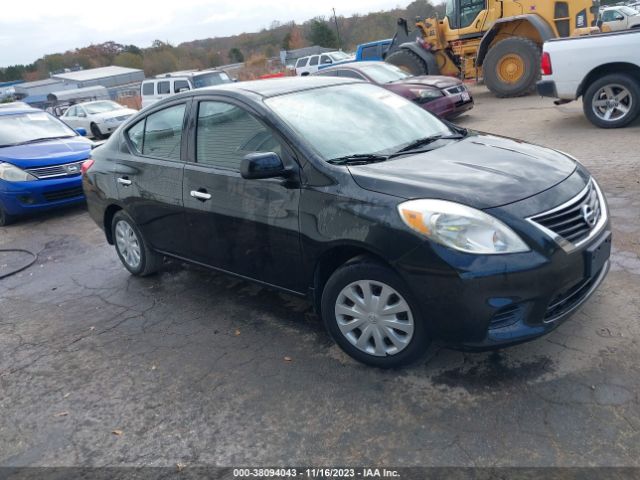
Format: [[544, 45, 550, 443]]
[[42, 186, 84, 202], [489, 304, 525, 329], [544, 265, 605, 321], [529, 180, 602, 246], [26, 161, 84, 179]]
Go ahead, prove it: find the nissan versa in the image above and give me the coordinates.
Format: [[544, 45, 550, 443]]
[[82, 77, 611, 368], [0, 104, 93, 226]]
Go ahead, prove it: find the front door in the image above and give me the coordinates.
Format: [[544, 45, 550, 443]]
[[182, 98, 304, 292], [116, 100, 190, 256]]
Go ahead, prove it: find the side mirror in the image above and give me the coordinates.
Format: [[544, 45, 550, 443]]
[[177, 87, 190, 93], [240, 152, 288, 180], [75, 128, 87, 137]]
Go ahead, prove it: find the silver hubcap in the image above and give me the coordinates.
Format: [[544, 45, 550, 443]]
[[592, 84, 632, 122], [335, 280, 414, 357], [115, 220, 141, 269]]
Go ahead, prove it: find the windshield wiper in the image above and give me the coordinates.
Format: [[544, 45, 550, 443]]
[[327, 153, 389, 165], [393, 133, 465, 156], [15, 136, 75, 146]]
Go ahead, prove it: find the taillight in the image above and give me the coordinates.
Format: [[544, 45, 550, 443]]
[[81, 159, 94, 175], [541, 52, 552, 76]]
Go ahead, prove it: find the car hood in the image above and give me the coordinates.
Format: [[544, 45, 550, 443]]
[[0, 137, 92, 168], [93, 109, 137, 121], [390, 75, 462, 90], [347, 133, 577, 209]]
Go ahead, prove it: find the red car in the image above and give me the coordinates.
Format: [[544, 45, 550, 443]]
[[314, 61, 474, 119]]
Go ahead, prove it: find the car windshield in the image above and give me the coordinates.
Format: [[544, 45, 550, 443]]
[[265, 83, 451, 161], [84, 101, 123, 114], [193, 72, 232, 88], [618, 6, 638, 15], [0, 112, 76, 147], [329, 51, 351, 61], [359, 63, 411, 83]]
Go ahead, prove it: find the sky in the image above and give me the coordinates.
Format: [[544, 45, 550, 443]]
[[0, 0, 418, 67]]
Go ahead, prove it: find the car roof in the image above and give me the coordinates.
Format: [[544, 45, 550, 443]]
[[0, 103, 39, 116], [192, 76, 361, 98]]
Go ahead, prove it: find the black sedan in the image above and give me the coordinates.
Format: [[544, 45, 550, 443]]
[[82, 77, 611, 368]]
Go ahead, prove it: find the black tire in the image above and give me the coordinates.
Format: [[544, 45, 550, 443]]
[[111, 210, 162, 276], [0, 204, 16, 227], [483, 37, 541, 98], [90, 123, 104, 140], [321, 259, 430, 368], [386, 49, 429, 76], [582, 73, 640, 129]]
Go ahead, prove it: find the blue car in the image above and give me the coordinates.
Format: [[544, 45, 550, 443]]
[[355, 39, 392, 62], [0, 104, 93, 225]]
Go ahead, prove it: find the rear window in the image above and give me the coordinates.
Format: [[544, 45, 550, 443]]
[[157, 81, 170, 95], [142, 82, 154, 96], [360, 46, 378, 60]]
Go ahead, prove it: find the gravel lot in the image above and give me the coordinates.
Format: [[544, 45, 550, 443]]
[[1, 86, 639, 468]]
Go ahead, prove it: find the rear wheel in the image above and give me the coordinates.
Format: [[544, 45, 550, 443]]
[[483, 37, 541, 98], [111, 211, 162, 276], [90, 123, 104, 140], [386, 49, 429, 76], [583, 74, 640, 129], [321, 260, 430, 368]]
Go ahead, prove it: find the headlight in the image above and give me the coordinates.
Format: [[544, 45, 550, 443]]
[[397, 199, 530, 254], [410, 88, 443, 103], [0, 162, 37, 182], [105, 117, 118, 124]]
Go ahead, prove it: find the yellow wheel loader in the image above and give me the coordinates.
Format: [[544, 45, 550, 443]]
[[385, 0, 601, 97]]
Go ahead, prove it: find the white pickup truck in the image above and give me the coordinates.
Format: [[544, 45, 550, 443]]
[[537, 30, 640, 128]]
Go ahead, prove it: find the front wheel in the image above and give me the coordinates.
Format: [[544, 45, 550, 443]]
[[583, 74, 640, 129], [0, 204, 16, 227], [90, 123, 104, 140], [483, 37, 540, 98], [111, 211, 162, 276], [321, 260, 430, 368]]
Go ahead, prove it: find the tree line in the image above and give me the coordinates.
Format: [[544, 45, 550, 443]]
[[0, 1, 442, 83]]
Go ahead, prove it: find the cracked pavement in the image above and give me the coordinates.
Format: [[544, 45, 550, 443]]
[[0, 87, 638, 467]]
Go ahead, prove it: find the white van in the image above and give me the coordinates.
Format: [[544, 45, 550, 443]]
[[140, 69, 233, 108]]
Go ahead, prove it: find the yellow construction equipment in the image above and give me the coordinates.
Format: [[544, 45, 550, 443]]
[[385, 0, 601, 97]]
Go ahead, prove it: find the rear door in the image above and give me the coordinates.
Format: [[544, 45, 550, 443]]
[[117, 99, 191, 256], [182, 97, 304, 292]]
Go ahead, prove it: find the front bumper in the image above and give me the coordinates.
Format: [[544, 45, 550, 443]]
[[0, 175, 85, 216], [395, 226, 611, 350], [536, 80, 558, 98]]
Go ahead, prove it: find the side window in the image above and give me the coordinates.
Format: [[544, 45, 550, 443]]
[[316, 69, 339, 78], [459, 0, 486, 28], [141, 103, 186, 160], [127, 119, 145, 154], [320, 55, 332, 65], [174, 80, 190, 92], [157, 81, 170, 95], [142, 82, 155, 95], [361, 46, 376, 60], [309, 56, 319, 66], [77, 107, 87, 117], [196, 101, 282, 170], [67, 106, 77, 117], [296, 57, 309, 68], [339, 70, 365, 80]]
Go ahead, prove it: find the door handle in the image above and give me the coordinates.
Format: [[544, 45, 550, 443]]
[[190, 190, 212, 201], [117, 177, 132, 186]]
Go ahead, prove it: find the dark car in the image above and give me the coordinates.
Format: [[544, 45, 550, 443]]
[[83, 77, 611, 368], [0, 104, 93, 226], [314, 61, 474, 119]]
